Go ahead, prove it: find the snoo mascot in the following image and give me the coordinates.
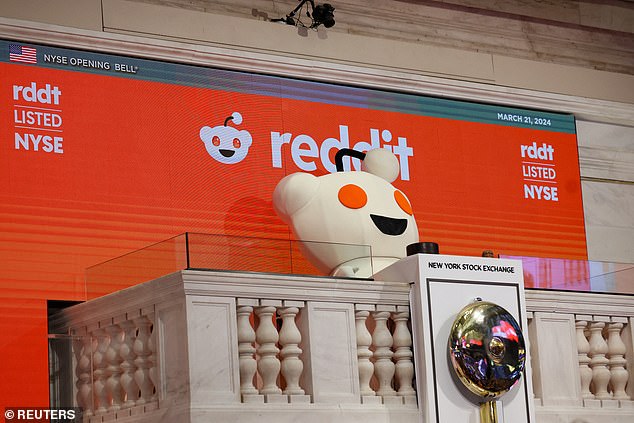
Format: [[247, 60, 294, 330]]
[[273, 148, 419, 278]]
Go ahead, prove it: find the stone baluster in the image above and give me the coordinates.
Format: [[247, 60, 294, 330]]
[[607, 318, 629, 400], [279, 304, 305, 395], [392, 308, 415, 399], [575, 317, 593, 399], [105, 324, 124, 411], [134, 315, 155, 404], [255, 305, 282, 398], [372, 309, 397, 397], [236, 302, 259, 398], [92, 328, 110, 414], [119, 319, 139, 407], [355, 307, 375, 398], [147, 313, 157, 401], [588, 319, 611, 400], [74, 334, 93, 415]]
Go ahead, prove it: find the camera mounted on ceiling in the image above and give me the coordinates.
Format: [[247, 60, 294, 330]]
[[272, 0, 335, 29]]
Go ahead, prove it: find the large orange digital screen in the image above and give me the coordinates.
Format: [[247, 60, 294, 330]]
[[0, 40, 585, 405], [1, 40, 587, 300]]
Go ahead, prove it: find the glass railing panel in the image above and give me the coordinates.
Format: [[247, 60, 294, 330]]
[[502, 255, 634, 294], [85, 233, 373, 299], [186, 233, 297, 274], [85, 234, 188, 300], [186, 233, 373, 277], [84, 234, 632, 298]]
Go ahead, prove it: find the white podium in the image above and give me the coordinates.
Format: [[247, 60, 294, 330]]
[[374, 253, 536, 423]]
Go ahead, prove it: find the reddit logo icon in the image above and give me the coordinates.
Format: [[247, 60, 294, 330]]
[[200, 112, 252, 164]]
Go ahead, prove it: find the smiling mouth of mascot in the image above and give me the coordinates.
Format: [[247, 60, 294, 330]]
[[370, 214, 408, 236], [219, 149, 235, 158]]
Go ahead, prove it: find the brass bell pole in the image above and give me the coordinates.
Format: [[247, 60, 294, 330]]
[[480, 400, 498, 423]]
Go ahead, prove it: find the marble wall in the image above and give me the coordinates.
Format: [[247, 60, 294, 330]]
[[577, 121, 634, 262]]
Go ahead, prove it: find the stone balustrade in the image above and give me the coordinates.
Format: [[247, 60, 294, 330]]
[[49, 270, 419, 423], [49, 270, 634, 423], [525, 290, 634, 423], [65, 309, 159, 419]]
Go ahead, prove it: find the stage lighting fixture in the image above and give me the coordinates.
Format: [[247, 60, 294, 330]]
[[271, 0, 336, 29]]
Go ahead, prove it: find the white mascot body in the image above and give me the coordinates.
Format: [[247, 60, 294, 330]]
[[273, 148, 419, 278]]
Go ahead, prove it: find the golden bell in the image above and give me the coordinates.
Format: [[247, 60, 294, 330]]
[[448, 299, 526, 423]]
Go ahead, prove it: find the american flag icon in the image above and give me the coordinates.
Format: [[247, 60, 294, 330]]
[[9, 44, 37, 64]]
